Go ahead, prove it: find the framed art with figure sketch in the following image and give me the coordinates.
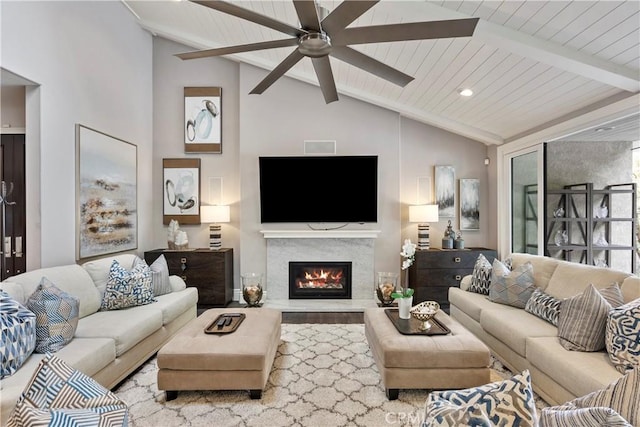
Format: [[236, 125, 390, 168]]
[[184, 87, 222, 153], [76, 124, 137, 262], [163, 158, 201, 225]]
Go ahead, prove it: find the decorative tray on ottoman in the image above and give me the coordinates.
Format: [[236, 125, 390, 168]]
[[204, 313, 246, 334], [384, 309, 451, 336]]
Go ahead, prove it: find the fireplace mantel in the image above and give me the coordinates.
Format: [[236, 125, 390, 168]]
[[260, 229, 381, 239]]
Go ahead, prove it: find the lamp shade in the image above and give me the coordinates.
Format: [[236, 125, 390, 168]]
[[201, 205, 230, 223], [409, 204, 439, 223]]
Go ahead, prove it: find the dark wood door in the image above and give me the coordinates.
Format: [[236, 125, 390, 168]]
[[1, 134, 26, 280]]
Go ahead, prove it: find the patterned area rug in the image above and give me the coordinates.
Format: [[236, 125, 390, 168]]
[[114, 323, 548, 426]]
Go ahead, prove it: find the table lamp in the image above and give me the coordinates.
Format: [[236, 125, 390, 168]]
[[409, 204, 439, 250], [200, 205, 230, 250]]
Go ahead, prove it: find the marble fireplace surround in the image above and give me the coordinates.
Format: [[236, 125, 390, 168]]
[[261, 230, 380, 312]]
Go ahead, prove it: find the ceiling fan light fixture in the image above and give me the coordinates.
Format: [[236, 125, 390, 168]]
[[458, 88, 473, 97], [298, 32, 332, 58]]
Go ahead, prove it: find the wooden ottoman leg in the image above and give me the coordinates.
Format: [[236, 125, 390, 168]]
[[249, 389, 262, 399], [166, 391, 178, 401], [386, 388, 399, 400]]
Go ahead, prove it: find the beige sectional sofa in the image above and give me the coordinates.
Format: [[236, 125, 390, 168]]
[[449, 253, 640, 406], [0, 254, 198, 425]]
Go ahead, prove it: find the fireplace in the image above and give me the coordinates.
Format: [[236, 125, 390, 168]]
[[289, 262, 352, 299]]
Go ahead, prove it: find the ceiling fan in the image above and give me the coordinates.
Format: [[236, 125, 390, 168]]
[[177, 0, 479, 104]]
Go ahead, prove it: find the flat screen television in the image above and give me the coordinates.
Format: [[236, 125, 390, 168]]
[[259, 155, 378, 223]]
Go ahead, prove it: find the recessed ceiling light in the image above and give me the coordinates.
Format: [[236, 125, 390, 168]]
[[458, 88, 473, 97], [595, 126, 615, 132]]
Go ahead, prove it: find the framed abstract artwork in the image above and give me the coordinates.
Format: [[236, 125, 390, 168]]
[[76, 124, 137, 261], [435, 165, 455, 218], [184, 87, 222, 153], [460, 178, 480, 230], [163, 158, 201, 225]]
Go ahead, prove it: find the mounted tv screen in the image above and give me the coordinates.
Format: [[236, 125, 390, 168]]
[[259, 156, 378, 223]]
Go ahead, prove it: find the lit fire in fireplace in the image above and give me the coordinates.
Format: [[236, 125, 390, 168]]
[[297, 269, 344, 289]]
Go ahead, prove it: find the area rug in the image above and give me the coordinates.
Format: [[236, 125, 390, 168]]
[[114, 323, 548, 426]]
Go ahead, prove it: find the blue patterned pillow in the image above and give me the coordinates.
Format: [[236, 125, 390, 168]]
[[100, 260, 154, 311], [606, 298, 640, 373], [469, 253, 492, 295], [27, 277, 79, 353], [423, 370, 537, 427], [0, 291, 36, 378], [7, 354, 129, 426], [525, 288, 562, 326], [489, 260, 535, 308]]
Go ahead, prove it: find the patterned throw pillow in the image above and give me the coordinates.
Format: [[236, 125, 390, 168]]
[[488, 259, 535, 308], [7, 354, 129, 427], [146, 255, 172, 297], [606, 298, 640, 373], [557, 284, 613, 352], [568, 367, 639, 426], [100, 259, 154, 311], [525, 288, 562, 326], [0, 291, 36, 379], [469, 253, 492, 295], [423, 370, 537, 427], [27, 277, 80, 353], [540, 405, 631, 427]]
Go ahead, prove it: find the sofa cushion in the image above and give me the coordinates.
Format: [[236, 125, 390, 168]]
[[0, 291, 36, 379], [7, 354, 128, 427], [557, 284, 615, 352], [489, 260, 535, 308], [100, 259, 155, 311], [82, 254, 138, 297], [545, 261, 631, 300], [569, 367, 639, 426], [75, 307, 162, 356], [148, 254, 173, 296], [606, 298, 640, 374], [469, 253, 492, 295], [4, 265, 100, 318], [526, 336, 622, 398], [540, 405, 631, 427], [481, 308, 557, 357], [620, 276, 640, 303], [423, 370, 537, 427], [525, 288, 562, 326], [136, 287, 198, 325], [27, 277, 79, 353], [509, 253, 560, 291], [449, 287, 519, 323]]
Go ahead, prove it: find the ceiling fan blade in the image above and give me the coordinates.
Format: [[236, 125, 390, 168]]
[[321, 0, 378, 35], [191, 0, 304, 37], [293, 0, 321, 32], [311, 56, 338, 104], [331, 46, 413, 87], [176, 38, 299, 60], [250, 50, 305, 95], [332, 18, 480, 45]]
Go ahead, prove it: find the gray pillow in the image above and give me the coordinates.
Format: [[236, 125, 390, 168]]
[[488, 259, 535, 308], [557, 284, 611, 352], [469, 253, 492, 295], [148, 255, 172, 297]]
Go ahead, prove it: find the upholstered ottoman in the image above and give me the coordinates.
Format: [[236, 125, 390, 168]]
[[157, 308, 281, 400], [364, 308, 490, 400]]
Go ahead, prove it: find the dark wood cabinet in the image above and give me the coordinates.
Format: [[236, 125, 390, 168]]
[[144, 248, 233, 308], [408, 248, 497, 312]]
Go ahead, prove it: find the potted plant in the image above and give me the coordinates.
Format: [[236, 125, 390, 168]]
[[392, 239, 417, 319]]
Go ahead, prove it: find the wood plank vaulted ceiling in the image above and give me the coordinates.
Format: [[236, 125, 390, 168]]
[[124, 0, 640, 146]]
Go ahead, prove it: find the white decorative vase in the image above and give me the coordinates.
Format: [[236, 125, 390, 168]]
[[398, 296, 413, 319]]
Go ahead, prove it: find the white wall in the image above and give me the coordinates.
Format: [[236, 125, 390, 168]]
[[1, 1, 153, 267]]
